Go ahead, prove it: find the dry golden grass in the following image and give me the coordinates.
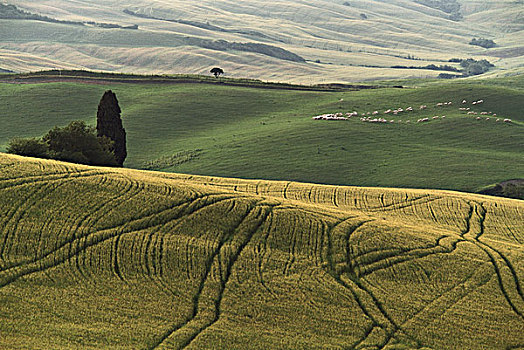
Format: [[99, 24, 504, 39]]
[[0, 153, 522, 349], [2, 0, 522, 82]]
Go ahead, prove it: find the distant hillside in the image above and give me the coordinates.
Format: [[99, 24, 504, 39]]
[[0, 3, 137, 29], [0, 153, 522, 349], [1, 0, 522, 82]]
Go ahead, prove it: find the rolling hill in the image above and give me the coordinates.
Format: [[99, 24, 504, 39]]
[[0, 153, 523, 349], [0, 72, 523, 193], [1, 0, 523, 83]]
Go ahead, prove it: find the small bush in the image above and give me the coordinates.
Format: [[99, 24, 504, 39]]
[[469, 38, 496, 49], [438, 73, 461, 79], [43, 121, 117, 166], [7, 138, 49, 158], [8, 121, 118, 166], [460, 58, 494, 76]]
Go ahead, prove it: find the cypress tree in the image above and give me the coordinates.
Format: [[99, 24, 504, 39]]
[[96, 90, 127, 166]]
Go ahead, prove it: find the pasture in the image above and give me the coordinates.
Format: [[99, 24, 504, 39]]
[[0, 153, 522, 349], [0, 73, 523, 192]]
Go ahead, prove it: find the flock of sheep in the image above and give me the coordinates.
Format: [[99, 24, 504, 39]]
[[312, 99, 513, 124]]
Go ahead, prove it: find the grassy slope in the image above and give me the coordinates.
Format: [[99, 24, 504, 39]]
[[0, 153, 522, 349], [1, 0, 522, 82], [0, 74, 522, 192]]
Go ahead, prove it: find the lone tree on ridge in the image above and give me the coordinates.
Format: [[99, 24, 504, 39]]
[[96, 90, 127, 166], [210, 67, 224, 78]]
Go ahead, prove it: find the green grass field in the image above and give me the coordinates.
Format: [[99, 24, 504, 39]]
[[0, 73, 522, 192], [0, 153, 522, 349]]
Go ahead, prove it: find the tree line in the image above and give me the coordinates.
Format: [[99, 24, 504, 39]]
[[7, 91, 127, 167]]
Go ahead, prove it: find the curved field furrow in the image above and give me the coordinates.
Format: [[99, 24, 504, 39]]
[[391, 264, 494, 347], [3, 174, 118, 273], [0, 169, 106, 190], [253, 210, 278, 296], [468, 240, 524, 319], [459, 200, 524, 319], [0, 193, 240, 289], [149, 203, 273, 349], [0, 154, 522, 349], [482, 201, 524, 245], [0, 178, 88, 268], [343, 222, 424, 349], [356, 235, 463, 278], [323, 219, 411, 348]]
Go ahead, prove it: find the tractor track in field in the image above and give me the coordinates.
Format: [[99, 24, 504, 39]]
[[72, 176, 143, 282], [385, 263, 494, 348], [147, 201, 259, 350], [324, 218, 420, 349], [255, 210, 278, 297], [0, 169, 106, 190], [355, 235, 463, 278], [282, 181, 292, 199], [0, 193, 240, 288], [148, 202, 275, 350], [462, 200, 524, 319], [0, 182, 46, 268], [0, 176, 172, 273], [367, 196, 441, 213], [344, 221, 423, 349], [282, 212, 299, 276], [0, 179, 74, 268], [114, 195, 245, 295], [139, 196, 240, 298], [179, 205, 274, 349]]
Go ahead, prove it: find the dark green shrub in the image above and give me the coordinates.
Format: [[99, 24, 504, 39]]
[[469, 38, 496, 49], [43, 121, 118, 166], [6, 137, 49, 158]]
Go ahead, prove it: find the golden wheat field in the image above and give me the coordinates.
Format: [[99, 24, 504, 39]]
[[0, 152, 523, 349]]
